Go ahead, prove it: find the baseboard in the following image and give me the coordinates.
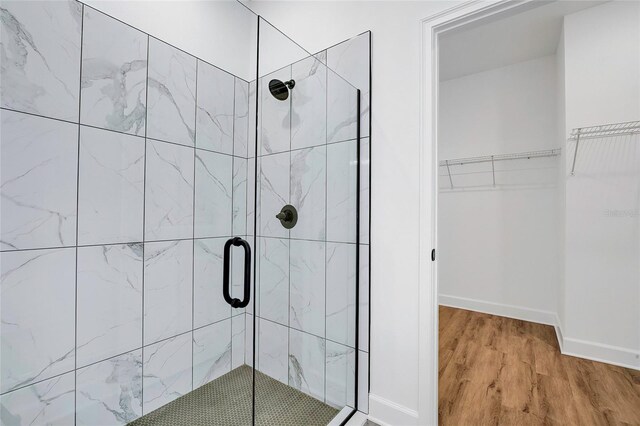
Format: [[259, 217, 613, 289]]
[[438, 294, 556, 326], [553, 314, 564, 352], [561, 336, 639, 371], [368, 394, 419, 426], [551, 314, 639, 371]]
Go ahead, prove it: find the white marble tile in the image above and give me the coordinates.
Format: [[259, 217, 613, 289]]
[[0, 248, 75, 394], [1, 111, 78, 250], [326, 33, 370, 138], [260, 67, 291, 155], [258, 237, 289, 325], [78, 126, 145, 245], [289, 240, 325, 337], [359, 245, 370, 352], [234, 78, 249, 158], [233, 158, 248, 236], [0, 372, 75, 426], [325, 243, 356, 348], [326, 69, 358, 144], [291, 52, 327, 150], [194, 149, 232, 238], [259, 152, 290, 238], [77, 244, 143, 367], [196, 61, 234, 154], [247, 80, 257, 158], [257, 319, 288, 384], [193, 320, 232, 388], [290, 146, 326, 241], [288, 328, 325, 401], [80, 8, 147, 135], [231, 315, 245, 368], [247, 158, 256, 235], [245, 314, 255, 368], [75, 350, 143, 425], [326, 140, 357, 243], [144, 240, 193, 345], [193, 238, 231, 328], [358, 350, 369, 414], [147, 38, 196, 146], [360, 138, 370, 244], [0, 0, 82, 121], [144, 139, 194, 241], [325, 341, 355, 409], [142, 333, 192, 414]]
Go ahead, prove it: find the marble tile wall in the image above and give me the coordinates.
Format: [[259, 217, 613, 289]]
[[0, 2, 250, 424], [249, 31, 371, 414], [0, 0, 372, 421]]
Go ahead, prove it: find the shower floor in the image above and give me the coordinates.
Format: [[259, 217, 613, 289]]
[[128, 365, 339, 426]]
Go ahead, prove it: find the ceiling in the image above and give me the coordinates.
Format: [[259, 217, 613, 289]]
[[438, 0, 607, 81]]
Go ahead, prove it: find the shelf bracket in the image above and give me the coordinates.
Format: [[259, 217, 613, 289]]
[[570, 130, 581, 176], [491, 155, 496, 186], [445, 160, 453, 189]]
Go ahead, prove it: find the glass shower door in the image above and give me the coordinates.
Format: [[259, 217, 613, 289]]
[[249, 17, 361, 425]]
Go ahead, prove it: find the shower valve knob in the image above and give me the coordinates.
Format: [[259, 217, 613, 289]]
[[276, 205, 298, 229]]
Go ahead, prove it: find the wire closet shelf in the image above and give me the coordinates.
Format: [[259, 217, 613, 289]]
[[568, 120, 640, 175], [439, 149, 561, 189]]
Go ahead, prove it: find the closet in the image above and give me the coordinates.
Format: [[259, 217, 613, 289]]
[[437, 1, 639, 424]]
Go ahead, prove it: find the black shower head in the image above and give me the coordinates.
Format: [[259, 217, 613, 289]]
[[268, 79, 295, 101]]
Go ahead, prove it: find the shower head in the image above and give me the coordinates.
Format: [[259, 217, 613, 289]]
[[268, 79, 295, 101]]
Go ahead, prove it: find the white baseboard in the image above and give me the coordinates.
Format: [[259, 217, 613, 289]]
[[368, 394, 419, 426], [441, 298, 639, 370], [553, 314, 564, 352], [558, 335, 639, 371], [438, 294, 556, 326]]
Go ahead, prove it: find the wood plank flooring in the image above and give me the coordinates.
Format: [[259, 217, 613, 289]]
[[438, 306, 640, 425]]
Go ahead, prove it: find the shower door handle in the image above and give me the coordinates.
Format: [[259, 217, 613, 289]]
[[222, 237, 251, 308]]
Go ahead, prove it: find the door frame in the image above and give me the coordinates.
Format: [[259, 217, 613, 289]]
[[417, 1, 539, 424]]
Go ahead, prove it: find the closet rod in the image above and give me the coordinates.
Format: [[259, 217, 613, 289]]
[[439, 149, 561, 167], [569, 120, 640, 175]]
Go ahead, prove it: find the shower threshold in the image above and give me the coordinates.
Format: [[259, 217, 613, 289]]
[[128, 365, 339, 426]]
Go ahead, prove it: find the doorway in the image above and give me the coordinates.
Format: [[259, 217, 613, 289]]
[[434, 1, 640, 424]]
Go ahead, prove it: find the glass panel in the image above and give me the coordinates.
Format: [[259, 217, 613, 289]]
[[252, 17, 360, 425], [0, 1, 259, 425]]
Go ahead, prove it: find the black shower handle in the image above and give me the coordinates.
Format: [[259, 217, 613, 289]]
[[222, 237, 251, 309]]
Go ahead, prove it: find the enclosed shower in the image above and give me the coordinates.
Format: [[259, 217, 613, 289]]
[[0, 1, 369, 425]]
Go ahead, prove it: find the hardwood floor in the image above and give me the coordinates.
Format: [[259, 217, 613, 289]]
[[438, 306, 640, 425]]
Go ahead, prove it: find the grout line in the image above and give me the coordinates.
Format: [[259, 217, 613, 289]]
[[0, 105, 260, 161], [324, 52, 329, 404], [74, 5, 85, 422], [0, 235, 295, 254], [191, 59, 199, 393], [0, 106, 250, 161], [1, 315, 230, 395], [254, 315, 358, 351], [0, 291, 231, 399], [141, 31, 151, 415], [256, 136, 362, 159]]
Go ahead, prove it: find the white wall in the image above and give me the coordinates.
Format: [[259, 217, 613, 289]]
[[562, 0, 640, 369], [555, 28, 567, 330], [243, 1, 461, 424], [564, 1, 640, 132], [83, 0, 258, 80], [438, 55, 560, 324]]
